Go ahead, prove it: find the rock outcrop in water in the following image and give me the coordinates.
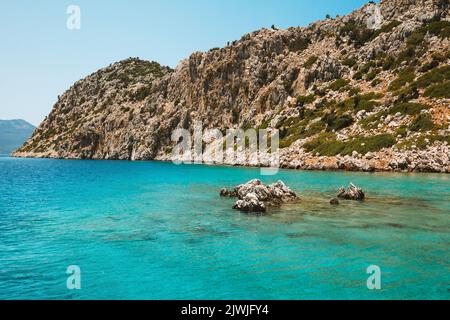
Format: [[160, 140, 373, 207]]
[[220, 179, 298, 213], [13, 0, 450, 173], [330, 198, 340, 205], [337, 183, 366, 201]]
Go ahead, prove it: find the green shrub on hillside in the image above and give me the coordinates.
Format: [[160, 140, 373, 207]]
[[339, 19, 399, 47], [322, 113, 354, 131], [426, 20, 450, 39], [394, 85, 419, 102], [409, 114, 435, 132], [365, 70, 379, 81], [302, 132, 335, 152], [419, 53, 445, 72], [375, 21, 402, 36], [124, 59, 172, 78], [424, 81, 450, 98], [133, 86, 152, 101], [348, 87, 361, 96], [304, 133, 396, 156], [359, 102, 429, 129], [389, 67, 416, 91], [353, 71, 363, 80], [342, 57, 357, 67], [388, 102, 429, 115], [415, 65, 450, 88], [397, 134, 450, 150], [395, 46, 418, 66], [296, 94, 316, 107], [382, 55, 396, 70], [359, 61, 376, 74], [289, 36, 311, 52], [407, 31, 426, 46], [371, 78, 382, 87], [304, 56, 318, 69], [340, 20, 375, 47], [342, 92, 383, 112], [328, 79, 350, 91], [394, 20, 450, 67]]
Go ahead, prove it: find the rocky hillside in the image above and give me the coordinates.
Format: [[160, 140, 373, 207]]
[[14, 0, 450, 172]]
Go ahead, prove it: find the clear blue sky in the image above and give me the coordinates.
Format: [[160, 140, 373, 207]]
[[0, 0, 372, 126]]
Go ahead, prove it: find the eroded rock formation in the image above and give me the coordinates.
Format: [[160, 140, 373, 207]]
[[337, 183, 366, 201], [220, 179, 298, 213]]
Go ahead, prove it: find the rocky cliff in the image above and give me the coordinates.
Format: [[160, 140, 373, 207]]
[[14, 0, 450, 172]]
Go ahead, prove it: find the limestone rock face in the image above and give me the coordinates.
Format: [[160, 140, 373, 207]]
[[13, 0, 450, 173], [221, 179, 298, 213]]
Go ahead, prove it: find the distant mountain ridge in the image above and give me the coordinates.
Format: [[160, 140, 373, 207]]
[[0, 120, 35, 155]]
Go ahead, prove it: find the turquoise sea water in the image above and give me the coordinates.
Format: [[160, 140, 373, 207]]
[[0, 157, 449, 300]]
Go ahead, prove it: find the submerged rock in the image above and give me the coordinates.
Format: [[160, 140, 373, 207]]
[[221, 179, 298, 213], [330, 198, 340, 205], [337, 182, 365, 201], [220, 188, 237, 197]]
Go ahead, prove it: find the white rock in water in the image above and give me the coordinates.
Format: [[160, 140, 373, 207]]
[[223, 179, 298, 213]]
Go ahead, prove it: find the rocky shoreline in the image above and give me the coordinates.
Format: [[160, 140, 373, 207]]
[[12, 142, 450, 174], [278, 142, 450, 173]]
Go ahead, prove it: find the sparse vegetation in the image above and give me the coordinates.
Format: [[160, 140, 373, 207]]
[[342, 57, 357, 67], [296, 94, 316, 107], [409, 113, 435, 132], [389, 67, 416, 91], [359, 102, 429, 130], [288, 36, 311, 52], [424, 81, 450, 98], [419, 53, 445, 72], [415, 65, 450, 88], [388, 102, 429, 116], [322, 113, 354, 131], [304, 133, 396, 156], [328, 79, 350, 91], [375, 21, 402, 36], [365, 70, 379, 81], [339, 19, 373, 47], [342, 92, 384, 112], [382, 55, 396, 70], [132, 86, 152, 101], [397, 134, 450, 150], [394, 85, 419, 102], [353, 71, 363, 80], [304, 56, 318, 69], [425, 20, 450, 39]]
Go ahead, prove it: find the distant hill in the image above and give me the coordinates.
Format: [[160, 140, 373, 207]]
[[0, 120, 35, 155]]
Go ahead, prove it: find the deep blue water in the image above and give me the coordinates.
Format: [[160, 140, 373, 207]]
[[0, 157, 449, 300]]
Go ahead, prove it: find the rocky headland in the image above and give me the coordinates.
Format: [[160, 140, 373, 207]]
[[13, 0, 450, 173]]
